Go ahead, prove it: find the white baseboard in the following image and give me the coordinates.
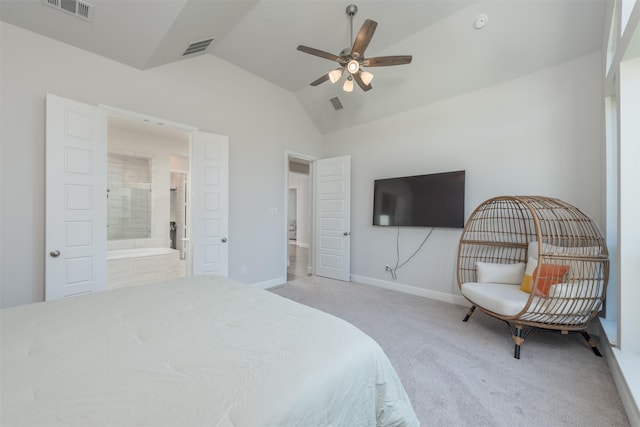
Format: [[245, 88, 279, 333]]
[[595, 320, 640, 427], [252, 276, 286, 290], [351, 275, 469, 307]]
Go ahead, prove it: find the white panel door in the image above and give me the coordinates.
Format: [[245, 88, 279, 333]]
[[45, 94, 107, 301], [315, 156, 351, 281], [191, 131, 229, 276]]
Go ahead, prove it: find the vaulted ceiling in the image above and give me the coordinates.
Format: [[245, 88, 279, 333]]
[[1, 0, 608, 133]]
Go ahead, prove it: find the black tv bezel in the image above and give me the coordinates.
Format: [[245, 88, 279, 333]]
[[372, 170, 465, 228]]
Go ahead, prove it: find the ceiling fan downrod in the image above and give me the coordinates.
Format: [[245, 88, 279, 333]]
[[344, 4, 361, 75], [346, 4, 358, 48]]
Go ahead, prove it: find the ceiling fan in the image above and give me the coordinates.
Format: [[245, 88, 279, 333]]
[[297, 4, 412, 92]]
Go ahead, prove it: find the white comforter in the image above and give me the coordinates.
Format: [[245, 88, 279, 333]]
[[1, 276, 419, 426]]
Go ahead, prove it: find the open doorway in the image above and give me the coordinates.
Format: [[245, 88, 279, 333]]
[[106, 114, 191, 289], [286, 154, 314, 281], [284, 153, 351, 283]]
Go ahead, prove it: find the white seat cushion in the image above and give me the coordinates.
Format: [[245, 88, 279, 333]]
[[461, 282, 529, 316], [461, 281, 602, 322], [547, 281, 603, 299], [475, 261, 526, 285]]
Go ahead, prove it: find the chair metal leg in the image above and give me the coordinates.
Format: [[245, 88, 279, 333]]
[[512, 325, 524, 359], [581, 331, 603, 357], [463, 305, 476, 322]]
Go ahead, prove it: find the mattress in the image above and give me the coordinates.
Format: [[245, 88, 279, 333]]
[[1, 275, 419, 426]]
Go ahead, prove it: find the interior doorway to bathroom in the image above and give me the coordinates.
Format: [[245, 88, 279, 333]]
[[45, 94, 229, 300], [106, 115, 192, 288]]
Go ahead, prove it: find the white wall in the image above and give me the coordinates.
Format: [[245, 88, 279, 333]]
[[602, 1, 640, 420], [0, 22, 322, 307], [322, 53, 604, 300], [618, 57, 640, 353]]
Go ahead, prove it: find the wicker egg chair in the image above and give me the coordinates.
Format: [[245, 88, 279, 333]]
[[457, 196, 609, 359]]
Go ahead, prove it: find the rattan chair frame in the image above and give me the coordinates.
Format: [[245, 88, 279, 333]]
[[457, 196, 609, 358]]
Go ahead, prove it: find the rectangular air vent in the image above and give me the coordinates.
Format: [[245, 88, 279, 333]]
[[42, 0, 94, 22], [330, 97, 343, 110], [183, 38, 215, 56]]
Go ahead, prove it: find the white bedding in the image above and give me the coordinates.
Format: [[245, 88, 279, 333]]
[[1, 276, 419, 426]]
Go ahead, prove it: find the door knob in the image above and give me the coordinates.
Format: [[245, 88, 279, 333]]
[[343, 232, 350, 236], [221, 238, 227, 243], [49, 250, 61, 257]]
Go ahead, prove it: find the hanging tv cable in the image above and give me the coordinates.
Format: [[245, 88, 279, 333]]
[[387, 226, 435, 280]]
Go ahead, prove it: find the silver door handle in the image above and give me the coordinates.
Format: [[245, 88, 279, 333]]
[[49, 250, 61, 257], [221, 238, 227, 243]]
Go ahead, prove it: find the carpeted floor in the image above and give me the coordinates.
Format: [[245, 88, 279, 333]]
[[270, 275, 630, 427]]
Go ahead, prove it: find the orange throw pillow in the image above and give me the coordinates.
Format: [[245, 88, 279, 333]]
[[532, 264, 570, 296]]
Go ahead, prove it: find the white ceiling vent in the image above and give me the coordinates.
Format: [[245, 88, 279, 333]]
[[42, 0, 94, 22], [183, 38, 215, 56]]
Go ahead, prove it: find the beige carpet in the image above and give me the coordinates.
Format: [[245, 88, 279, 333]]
[[270, 275, 629, 427]]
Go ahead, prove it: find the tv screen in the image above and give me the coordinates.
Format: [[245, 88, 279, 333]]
[[373, 170, 465, 228]]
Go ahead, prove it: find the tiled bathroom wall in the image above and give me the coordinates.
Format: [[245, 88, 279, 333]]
[[106, 122, 189, 252], [107, 153, 151, 240]]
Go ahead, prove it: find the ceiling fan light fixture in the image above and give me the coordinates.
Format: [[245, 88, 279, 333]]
[[343, 76, 354, 92], [297, 4, 412, 92], [360, 70, 374, 85], [346, 59, 360, 74], [328, 69, 343, 83]]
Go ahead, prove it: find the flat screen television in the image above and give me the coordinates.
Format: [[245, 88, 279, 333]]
[[373, 170, 465, 228]]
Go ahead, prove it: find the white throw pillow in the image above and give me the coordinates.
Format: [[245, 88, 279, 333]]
[[528, 241, 539, 260], [519, 256, 539, 293], [476, 261, 526, 285], [524, 257, 538, 276]]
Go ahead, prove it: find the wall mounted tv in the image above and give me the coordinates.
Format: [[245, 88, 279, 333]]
[[373, 170, 465, 228]]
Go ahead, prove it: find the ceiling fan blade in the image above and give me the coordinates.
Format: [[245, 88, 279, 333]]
[[362, 55, 413, 67], [310, 73, 330, 86], [353, 73, 372, 92], [351, 19, 377, 58], [297, 45, 341, 62]]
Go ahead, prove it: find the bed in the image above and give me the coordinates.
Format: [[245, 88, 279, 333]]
[[1, 275, 419, 426]]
